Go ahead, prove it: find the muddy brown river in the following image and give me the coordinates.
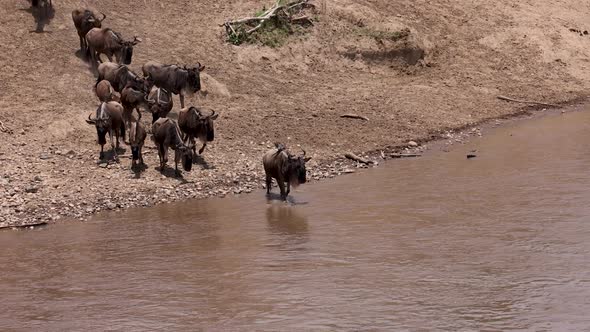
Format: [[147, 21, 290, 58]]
[[2, 109, 590, 331]]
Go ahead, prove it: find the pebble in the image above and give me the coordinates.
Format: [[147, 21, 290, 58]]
[[408, 141, 419, 147], [25, 186, 39, 193]]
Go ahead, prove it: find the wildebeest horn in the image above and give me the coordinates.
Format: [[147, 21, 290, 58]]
[[301, 148, 306, 156], [99, 12, 106, 22], [85, 113, 96, 124], [197, 62, 205, 71]]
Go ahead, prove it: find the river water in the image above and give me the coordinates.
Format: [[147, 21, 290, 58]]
[[2, 109, 590, 331]]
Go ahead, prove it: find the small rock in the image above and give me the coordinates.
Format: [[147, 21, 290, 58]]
[[99, 163, 108, 168], [25, 186, 39, 193], [467, 154, 477, 159], [39, 154, 50, 160], [408, 141, 418, 147], [106, 202, 117, 210], [34, 176, 43, 182]]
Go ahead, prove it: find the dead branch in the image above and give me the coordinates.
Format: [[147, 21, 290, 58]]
[[390, 153, 422, 158], [291, 15, 313, 25], [345, 152, 373, 164], [340, 114, 369, 121], [223, 0, 311, 43], [0, 221, 47, 230], [497, 95, 561, 108], [0, 120, 12, 134]]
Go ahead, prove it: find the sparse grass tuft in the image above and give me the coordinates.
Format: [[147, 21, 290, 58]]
[[357, 27, 411, 42], [225, 0, 314, 48]]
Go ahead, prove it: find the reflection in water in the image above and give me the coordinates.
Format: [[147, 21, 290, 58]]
[[2, 108, 590, 330], [265, 203, 309, 250]]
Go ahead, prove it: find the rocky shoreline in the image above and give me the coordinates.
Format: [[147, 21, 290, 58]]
[[0, 122, 487, 230], [2, 103, 584, 231]]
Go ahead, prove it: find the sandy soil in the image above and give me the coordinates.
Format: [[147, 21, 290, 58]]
[[1, 0, 590, 227]]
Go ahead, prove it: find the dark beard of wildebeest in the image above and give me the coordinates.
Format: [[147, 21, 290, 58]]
[[145, 87, 173, 124], [72, 9, 105, 53], [96, 62, 152, 93], [142, 61, 205, 109], [85, 28, 141, 71], [85, 102, 126, 161], [152, 118, 195, 176], [178, 106, 218, 156], [262, 143, 312, 200]]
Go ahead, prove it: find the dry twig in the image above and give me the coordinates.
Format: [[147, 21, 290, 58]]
[[340, 114, 369, 121], [390, 153, 421, 158], [497, 95, 560, 108], [223, 0, 313, 44], [0, 120, 12, 134], [345, 152, 373, 164]]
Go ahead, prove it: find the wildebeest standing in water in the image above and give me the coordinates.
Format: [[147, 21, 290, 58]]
[[129, 112, 147, 169], [85, 101, 125, 161], [95, 80, 120, 102], [263, 143, 311, 200], [146, 87, 173, 123], [142, 61, 205, 108], [72, 9, 105, 53], [85, 28, 141, 71], [178, 106, 218, 156], [152, 118, 194, 176]]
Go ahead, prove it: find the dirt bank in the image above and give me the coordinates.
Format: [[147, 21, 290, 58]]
[[1, 0, 590, 228]]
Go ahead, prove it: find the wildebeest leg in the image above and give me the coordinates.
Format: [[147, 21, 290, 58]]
[[277, 179, 287, 200], [286, 182, 291, 196], [198, 142, 206, 155], [180, 93, 185, 109], [110, 129, 119, 161], [79, 35, 84, 52], [157, 145, 165, 172], [100, 144, 105, 160], [139, 144, 144, 165], [266, 175, 272, 194]]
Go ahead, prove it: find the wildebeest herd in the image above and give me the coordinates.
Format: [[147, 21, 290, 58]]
[[72, 8, 311, 200]]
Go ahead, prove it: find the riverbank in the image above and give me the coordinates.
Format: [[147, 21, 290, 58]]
[[2, 0, 590, 228], [1, 100, 585, 229]]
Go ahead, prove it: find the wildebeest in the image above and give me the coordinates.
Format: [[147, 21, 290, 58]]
[[96, 62, 151, 93], [85, 101, 125, 161], [146, 86, 173, 123], [120, 83, 150, 141], [72, 9, 105, 52], [142, 61, 205, 108], [263, 143, 311, 200], [152, 118, 194, 176], [95, 79, 120, 102], [129, 112, 147, 169], [178, 106, 218, 156], [31, 0, 51, 7], [86, 28, 141, 70]]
